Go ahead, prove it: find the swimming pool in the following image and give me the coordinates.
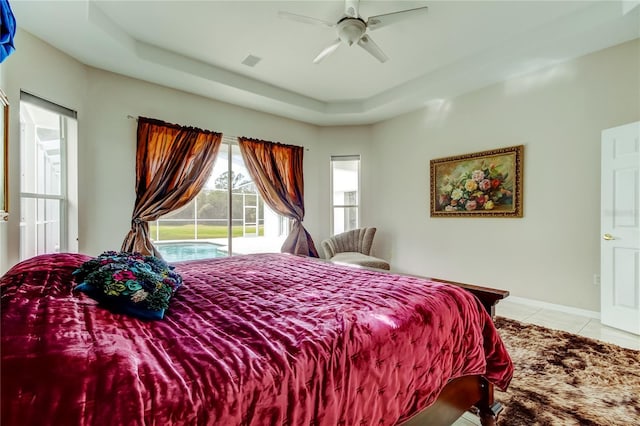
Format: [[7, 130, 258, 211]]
[[155, 242, 227, 262]]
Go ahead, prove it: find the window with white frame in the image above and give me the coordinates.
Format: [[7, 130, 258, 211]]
[[19, 92, 77, 260], [331, 155, 360, 235]]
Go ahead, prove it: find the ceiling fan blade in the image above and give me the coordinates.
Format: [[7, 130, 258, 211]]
[[345, 0, 360, 18], [357, 34, 388, 63], [313, 39, 342, 64], [278, 11, 335, 28], [367, 6, 428, 31]]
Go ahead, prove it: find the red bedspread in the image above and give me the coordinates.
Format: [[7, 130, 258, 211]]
[[1, 252, 512, 426]]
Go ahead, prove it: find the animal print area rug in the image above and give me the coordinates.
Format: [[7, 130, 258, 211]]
[[493, 317, 640, 426]]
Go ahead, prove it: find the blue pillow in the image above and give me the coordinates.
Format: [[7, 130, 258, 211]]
[[73, 251, 182, 320]]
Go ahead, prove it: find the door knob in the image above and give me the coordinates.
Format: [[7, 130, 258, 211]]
[[603, 233, 615, 240]]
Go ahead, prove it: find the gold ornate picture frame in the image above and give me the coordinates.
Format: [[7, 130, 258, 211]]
[[430, 145, 524, 217]]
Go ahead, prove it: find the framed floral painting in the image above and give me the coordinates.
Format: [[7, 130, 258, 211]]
[[430, 145, 524, 217]]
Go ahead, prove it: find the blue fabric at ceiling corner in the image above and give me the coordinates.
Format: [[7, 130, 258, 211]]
[[0, 0, 16, 63]]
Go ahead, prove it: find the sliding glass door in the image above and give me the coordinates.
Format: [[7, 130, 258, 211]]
[[151, 138, 287, 261]]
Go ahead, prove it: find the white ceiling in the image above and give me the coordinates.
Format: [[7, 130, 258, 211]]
[[10, 0, 640, 126]]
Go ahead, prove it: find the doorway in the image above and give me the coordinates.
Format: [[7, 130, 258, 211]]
[[600, 121, 640, 335]]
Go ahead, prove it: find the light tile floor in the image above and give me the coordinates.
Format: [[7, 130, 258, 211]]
[[452, 298, 640, 426], [496, 298, 640, 350]]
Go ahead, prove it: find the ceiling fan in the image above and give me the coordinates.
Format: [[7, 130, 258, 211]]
[[278, 0, 428, 64]]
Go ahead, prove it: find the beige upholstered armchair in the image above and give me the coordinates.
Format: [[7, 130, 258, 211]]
[[321, 227, 390, 270]]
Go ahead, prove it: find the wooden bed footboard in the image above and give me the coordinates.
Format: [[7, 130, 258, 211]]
[[400, 277, 509, 426], [429, 277, 509, 320], [314, 258, 510, 426], [401, 375, 502, 426]]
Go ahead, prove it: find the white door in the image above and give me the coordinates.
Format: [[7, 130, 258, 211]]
[[601, 121, 640, 335]]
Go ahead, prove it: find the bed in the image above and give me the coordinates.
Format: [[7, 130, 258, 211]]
[[1, 252, 513, 426]]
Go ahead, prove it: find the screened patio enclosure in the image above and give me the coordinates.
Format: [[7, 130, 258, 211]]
[[151, 138, 288, 259]]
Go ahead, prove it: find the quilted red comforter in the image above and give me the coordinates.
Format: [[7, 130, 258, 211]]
[[1, 252, 512, 426]]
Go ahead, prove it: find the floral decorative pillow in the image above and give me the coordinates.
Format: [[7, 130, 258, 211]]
[[73, 251, 183, 320]]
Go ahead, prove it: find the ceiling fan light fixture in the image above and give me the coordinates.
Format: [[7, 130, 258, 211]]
[[279, 0, 429, 63], [337, 18, 366, 46]]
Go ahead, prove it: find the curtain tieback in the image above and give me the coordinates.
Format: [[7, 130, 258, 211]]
[[132, 218, 143, 225]]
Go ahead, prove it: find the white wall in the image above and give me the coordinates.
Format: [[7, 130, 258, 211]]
[[2, 29, 638, 314], [370, 39, 640, 311]]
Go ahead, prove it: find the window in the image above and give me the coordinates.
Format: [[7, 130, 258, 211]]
[[331, 155, 360, 235], [151, 137, 288, 260], [19, 92, 78, 260]]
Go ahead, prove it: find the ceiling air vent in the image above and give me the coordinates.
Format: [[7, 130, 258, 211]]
[[241, 54, 262, 67]]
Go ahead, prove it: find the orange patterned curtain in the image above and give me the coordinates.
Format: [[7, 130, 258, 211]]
[[238, 137, 318, 257], [121, 117, 222, 257]]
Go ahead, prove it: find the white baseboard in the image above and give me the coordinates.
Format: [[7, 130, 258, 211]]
[[506, 295, 601, 320]]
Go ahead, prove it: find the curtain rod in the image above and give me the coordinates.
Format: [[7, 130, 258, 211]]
[[126, 115, 309, 151]]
